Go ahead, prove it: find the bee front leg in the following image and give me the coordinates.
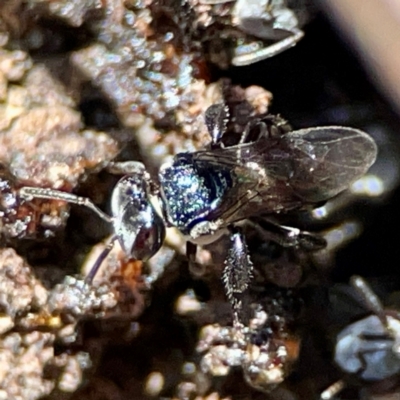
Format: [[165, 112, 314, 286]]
[[223, 227, 254, 322], [85, 235, 118, 283]]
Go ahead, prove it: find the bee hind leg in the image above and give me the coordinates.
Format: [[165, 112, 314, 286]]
[[223, 227, 254, 323]]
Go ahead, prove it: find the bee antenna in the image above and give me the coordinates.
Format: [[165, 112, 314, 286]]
[[350, 275, 389, 332]]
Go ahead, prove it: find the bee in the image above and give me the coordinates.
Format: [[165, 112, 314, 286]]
[[192, 0, 309, 67], [321, 276, 400, 399], [19, 104, 377, 317], [230, 0, 306, 65]]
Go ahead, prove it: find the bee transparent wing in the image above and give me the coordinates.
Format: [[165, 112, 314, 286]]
[[283, 126, 378, 202], [193, 126, 377, 223]]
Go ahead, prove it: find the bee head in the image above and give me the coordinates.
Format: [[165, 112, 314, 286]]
[[110, 173, 165, 261]]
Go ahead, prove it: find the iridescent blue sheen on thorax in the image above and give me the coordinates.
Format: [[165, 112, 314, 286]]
[[159, 153, 233, 235]]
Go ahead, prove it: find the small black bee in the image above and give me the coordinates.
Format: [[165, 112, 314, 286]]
[[194, 0, 307, 67], [229, 0, 306, 66], [19, 104, 377, 314], [321, 276, 400, 399]]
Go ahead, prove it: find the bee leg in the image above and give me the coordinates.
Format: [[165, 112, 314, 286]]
[[247, 218, 327, 251], [320, 380, 346, 400], [186, 241, 197, 264], [204, 103, 229, 148], [286, 227, 327, 251], [186, 241, 208, 279], [106, 161, 146, 175], [85, 235, 118, 283], [223, 227, 254, 323], [239, 121, 268, 145], [350, 275, 389, 330], [232, 29, 304, 66], [19, 186, 112, 223]]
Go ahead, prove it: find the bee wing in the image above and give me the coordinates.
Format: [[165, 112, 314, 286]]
[[282, 126, 377, 202], [193, 126, 377, 223]]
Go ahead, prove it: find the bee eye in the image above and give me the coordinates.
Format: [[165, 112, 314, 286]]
[[116, 205, 165, 261], [111, 175, 165, 261], [132, 222, 165, 260]]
